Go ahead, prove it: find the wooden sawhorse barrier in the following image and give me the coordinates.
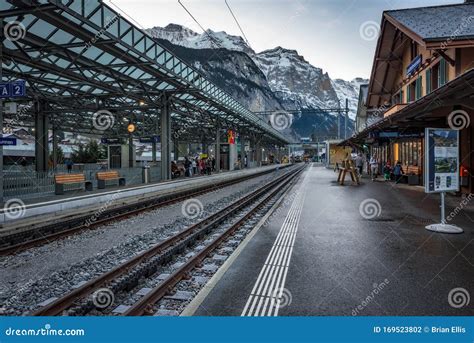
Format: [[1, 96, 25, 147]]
[[337, 159, 360, 186]]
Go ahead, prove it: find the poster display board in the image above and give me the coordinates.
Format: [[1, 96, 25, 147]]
[[424, 128, 459, 193]]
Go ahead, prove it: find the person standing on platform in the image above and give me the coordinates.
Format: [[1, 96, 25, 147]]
[[192, 158, 197, 176], [199, 159, 205, 175], [66, 158, 73, 173], [355, 153, 364, 176], [206, 158, 212, 175], [393, 161, 404, 184], [383, 161, 392, 181], [184, 157, 191, 177], [369, 155, 379, 181]]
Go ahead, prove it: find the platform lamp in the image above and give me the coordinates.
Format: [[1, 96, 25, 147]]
[[127, 122, 136, 168]]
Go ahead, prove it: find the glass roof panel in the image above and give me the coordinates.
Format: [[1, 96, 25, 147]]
[[88, 8, 102, 28], [62, 12, 83, 25], [0, 2, 12, 10], [96, 52, 115, 65], [28, 19, 57, 39], [82, 46, 103, 60], [49, 29, 76, 45], [84, 0, 101, 19]]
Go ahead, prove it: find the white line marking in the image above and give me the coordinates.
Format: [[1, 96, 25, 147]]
[[241, 171, 307, 316]]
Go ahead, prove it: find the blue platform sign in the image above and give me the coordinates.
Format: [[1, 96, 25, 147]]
[[101, 137, 122, 144], [0, 137, 17, 146], [139, 135, 160, 143], [0, 83, 9, 98], [406, 55, 422, 76], [10, 80, 26, 97], [0, 80, 26, 98]]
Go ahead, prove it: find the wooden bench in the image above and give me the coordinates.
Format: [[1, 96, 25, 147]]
[[96, 170, 126, 189], [402, 165, 421, 185], [55, 173, 92, 195]]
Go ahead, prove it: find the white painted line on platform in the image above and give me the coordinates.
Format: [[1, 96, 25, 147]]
[[180, 172, 299, 316], [241, 171, 308, 317]]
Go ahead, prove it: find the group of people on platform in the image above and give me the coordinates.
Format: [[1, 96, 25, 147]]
[[171, 156, 216, 179], [353, 153, 405, 184]]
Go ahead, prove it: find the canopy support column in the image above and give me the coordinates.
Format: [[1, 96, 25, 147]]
[[240, 134, 246, 169], [52, 127, 59, 170], [34, 100, 49, 172], [216, 121, 221, 173], [161, 93, 171, 180]]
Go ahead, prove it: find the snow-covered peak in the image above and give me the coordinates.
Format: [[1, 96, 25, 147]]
[[331, 78, 369, 119], [147, 24, 254, 55]]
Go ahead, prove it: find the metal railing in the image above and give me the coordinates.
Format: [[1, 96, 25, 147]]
[[2, 164, 162, 201]]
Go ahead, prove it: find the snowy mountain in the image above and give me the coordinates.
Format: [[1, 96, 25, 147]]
[[148, 24, 254, 55], [147, 24, 368, 138]]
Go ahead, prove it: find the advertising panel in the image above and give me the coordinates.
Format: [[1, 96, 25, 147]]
[[424, 128, 459, 193]]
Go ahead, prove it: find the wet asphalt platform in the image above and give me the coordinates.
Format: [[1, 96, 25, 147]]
[[188, 164, 474, 316]]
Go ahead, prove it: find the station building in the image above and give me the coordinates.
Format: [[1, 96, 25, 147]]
[[351, 1, 474, 193]]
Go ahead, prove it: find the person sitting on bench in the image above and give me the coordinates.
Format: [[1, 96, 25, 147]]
[[171, 161, 181, 179]]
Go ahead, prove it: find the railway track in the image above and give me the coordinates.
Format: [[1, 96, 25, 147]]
[[32, 165, 305, 316], [0, 166, 290, 255]]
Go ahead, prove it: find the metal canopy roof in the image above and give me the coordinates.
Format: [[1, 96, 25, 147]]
[[1, 0, 291, 144]]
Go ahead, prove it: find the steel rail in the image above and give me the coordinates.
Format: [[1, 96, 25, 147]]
[[124, 167, 304, 316], [32, 165, 303, 316]]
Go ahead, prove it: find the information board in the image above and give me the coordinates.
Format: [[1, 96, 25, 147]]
[[424, 128, 459, 193]]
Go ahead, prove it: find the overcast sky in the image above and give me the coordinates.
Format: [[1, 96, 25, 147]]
[[109, 0, 462, 80]]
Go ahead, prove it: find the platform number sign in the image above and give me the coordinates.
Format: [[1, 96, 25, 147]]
[[0, 81, 26, 98], [0, 83, 9, 98]]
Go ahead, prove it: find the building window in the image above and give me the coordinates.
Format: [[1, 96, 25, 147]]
[[426, 69, 432, 94], [410, 41, 418, 60], [398, 140, 422, 166], [431, 63, 439, 90], [407, 82, 416, 102], [415, 76, 422, 100], [393, 90, 404, 105]]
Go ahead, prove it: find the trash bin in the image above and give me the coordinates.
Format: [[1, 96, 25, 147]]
[[142, 165, 150, 184]]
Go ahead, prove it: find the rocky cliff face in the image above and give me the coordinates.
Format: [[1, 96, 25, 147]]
[[147, 24, 368, 139]]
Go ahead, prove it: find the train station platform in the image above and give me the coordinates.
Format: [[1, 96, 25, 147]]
[[185, 164, 474, 316], [0, 165, 287, 230]]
